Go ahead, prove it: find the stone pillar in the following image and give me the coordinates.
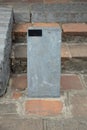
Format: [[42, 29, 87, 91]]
[[27, 23, 61, 98]]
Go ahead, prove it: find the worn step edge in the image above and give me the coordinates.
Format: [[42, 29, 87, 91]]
[[62, 23, 87, 36], [11, 43, 87, 59], [13, 23, 87, 36]]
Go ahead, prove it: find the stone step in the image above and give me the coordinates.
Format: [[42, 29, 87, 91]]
[[11, 43, 87, 59], [0, 6, 13, 96], [31, 3, 87, 23], [62, 23, 87, 43], [11, 43, 87, 74], [13, 23, 87, 43]]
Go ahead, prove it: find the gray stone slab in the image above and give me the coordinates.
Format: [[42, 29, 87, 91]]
[[0, 7, 13, 96], [31, 3, 87, 12], [0, 103, 17, 115], [0, 118, 43, 130], [0, 6, 12, 11], [62, 119, 78, 130], [27, 26, 61, 97], [31, 3, 87, 23], [13, 3, 30, 23], [44, 3, 87, 12], [45, 119, 63, 130], [14, 12, 30, 23], [32, 12, 87, 23], [31, 11, 47, 22], [45, 12, 87, 23], [31, 3, 44, 12], [0, 17, 10, 23]]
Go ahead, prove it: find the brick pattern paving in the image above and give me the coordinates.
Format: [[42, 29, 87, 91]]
[[25, 100, 63, 116], [0, 73, 86, 130]]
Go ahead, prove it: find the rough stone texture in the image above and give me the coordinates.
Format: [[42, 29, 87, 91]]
[[31, 3, 87, 23], [1, 116, 87, 130], [13, 3, 30, 23], [1, 1, 87, 23], [45, 119, 63, 130], [0, 117, 43, 130], [62, 58, 87, 74], [0, 103, 17, 115], [11, 59, 27, 74], [62, 23, 87, 43], [70, 92, 87, 117], [0, 6, 13, 96]]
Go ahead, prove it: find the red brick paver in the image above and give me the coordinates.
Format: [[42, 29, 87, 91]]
[[61, 74, 84, 90], [11, 74, 84, 91], [62, 23, 87, 35], [25, 100, 63, 116], [12, 91, 22, 99], [13, 23, 60, 33], [11, 74, 27, 90], [69, 44, 87, 58]]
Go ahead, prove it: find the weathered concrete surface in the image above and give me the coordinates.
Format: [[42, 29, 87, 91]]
[[13, 3, 30, 23], [27, 25, 61, 97], [1, 2, 87, 23], [0, 6, 13, 96], [31, 3, 87, 23]]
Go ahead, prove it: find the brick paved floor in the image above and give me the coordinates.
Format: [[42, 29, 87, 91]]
[[0, 73, 87, 130]]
